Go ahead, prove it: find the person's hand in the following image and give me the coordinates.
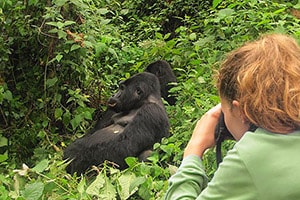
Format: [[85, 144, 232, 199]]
[[184, 104, 222, 158]]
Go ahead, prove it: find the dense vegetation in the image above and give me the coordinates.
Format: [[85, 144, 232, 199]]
[[1, 0, 300, 199]]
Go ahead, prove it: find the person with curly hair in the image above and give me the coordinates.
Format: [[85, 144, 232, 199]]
[[165, 33, 300, 199]]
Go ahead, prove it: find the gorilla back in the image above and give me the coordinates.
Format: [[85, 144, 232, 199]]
[[63, 72, 170, 175]]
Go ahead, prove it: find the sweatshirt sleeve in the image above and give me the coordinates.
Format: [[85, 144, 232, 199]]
[[198, 147, 257, 199], [164, 155, 209, 199], [164, 147, 258, 200]]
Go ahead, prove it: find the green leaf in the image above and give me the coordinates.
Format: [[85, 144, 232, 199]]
[[83, 110, 93, 120], [120, 9, 129, 15], [189, 33, 197, 41], [273, 8, 285, 14], [86, 174, 105, 196], [129, 176, 146, 194], [46, 77, 58, 88], [53, 0, 68, 7], [77, 177, 86, 195], [56, 54, 63, 62], [125, 157, 137, 167], [54, 108, 63, 119], [22, 182, 44, 200], [217, 8, 234, 19], [95, 42, 107, 57], [56, 22, 64, 29], [0, 151, 8, 162], [0, 135, 8, 147], [293, 1, 300, 9], [64, 20, 76, 26], [28, 0, 38, 6], [3, 90, 12, 101], [212, 0, 222, 8], [46, 22, 58, 27], [198, 76, 206, 84], [138, 181, 151, 200], [71, 44, 81, 51], [70, 115, 82, 130], [117, 173, 138, 199], [98, 8, 109, 15], [108, 47, 118, 58], [48, 28, 58, 33], [100, 19, 111, 25], [57, 29, 67, 39], [32, 159, 49, 173], [99, 181, 116, 199]]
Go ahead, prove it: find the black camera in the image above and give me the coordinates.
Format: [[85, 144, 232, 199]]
[[214, 112, 234, 166], [214, 112, 257, 166], [214, 112, 234, 143]]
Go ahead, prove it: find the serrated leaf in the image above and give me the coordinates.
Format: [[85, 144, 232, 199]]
[[129, 176, 146, 194], [118, 173, 137, 199], [99, 181, 116, 199], [86, 174, 105, 196], [32, 159, 49, 173], [22, 182, 44, 200]]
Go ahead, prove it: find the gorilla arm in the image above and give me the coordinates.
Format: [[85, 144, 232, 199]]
[[89, 102, 169, 170]]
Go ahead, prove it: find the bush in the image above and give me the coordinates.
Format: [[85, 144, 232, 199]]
[[1, 0, 300, 199]]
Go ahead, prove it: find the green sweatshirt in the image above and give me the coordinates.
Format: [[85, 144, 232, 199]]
[[165, 128, 300, 200]]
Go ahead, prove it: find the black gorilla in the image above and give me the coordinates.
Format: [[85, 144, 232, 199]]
[[144, 60, 177, 106], [63, 72, 170, 175], [92, 60, 177, 131]]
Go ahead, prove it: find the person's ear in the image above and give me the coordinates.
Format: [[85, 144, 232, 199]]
[[232, 100, 248, 123], [232, 100, 240, 108]]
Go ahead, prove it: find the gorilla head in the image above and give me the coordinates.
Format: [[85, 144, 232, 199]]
[[107, 72, 161, 112]]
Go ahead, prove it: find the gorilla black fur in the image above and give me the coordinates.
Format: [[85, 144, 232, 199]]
[[63, 72, 170, 175], [91, 60, 176, 133], [144, 60, 177, 105]]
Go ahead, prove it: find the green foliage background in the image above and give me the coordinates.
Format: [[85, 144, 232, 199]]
[[0, 0, 300, 199]]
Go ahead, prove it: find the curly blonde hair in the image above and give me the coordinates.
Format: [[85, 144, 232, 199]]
[[217, 33, 300, 133]]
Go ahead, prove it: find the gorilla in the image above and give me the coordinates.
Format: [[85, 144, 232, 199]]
[[92, 60, 177, 132], [64, 72, 170, 175]]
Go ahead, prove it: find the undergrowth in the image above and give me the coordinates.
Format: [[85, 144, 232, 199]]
[[1, 0, 300, 199]]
